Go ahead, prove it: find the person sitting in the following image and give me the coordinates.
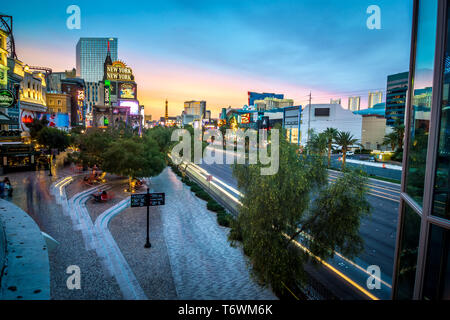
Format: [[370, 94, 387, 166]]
[[100, 191, 108, 201], [92, 191, 101, 202]]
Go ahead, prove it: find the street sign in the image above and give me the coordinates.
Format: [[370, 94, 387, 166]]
[[130, 192, 165, 207], [131, 189, 166, 249], [148, 193, 165, 206], [131, 193, 147, 207]]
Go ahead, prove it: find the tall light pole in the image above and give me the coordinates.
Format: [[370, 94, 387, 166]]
[[307, 92, 312, 154]]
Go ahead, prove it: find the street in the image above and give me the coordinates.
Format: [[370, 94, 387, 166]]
[[197, 147, 400, 299]]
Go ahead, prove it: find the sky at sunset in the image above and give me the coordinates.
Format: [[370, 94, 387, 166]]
[[2, 0, 413, 118]]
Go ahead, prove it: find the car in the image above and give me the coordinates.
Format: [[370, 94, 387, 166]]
[[346, 151, 355, 156]]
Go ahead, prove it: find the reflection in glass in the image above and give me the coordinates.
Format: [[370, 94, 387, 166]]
[[406, 0, 438, 206], [423, 224, 450, 300], [396, 205, 421, 300], [433, 3, 450, 220]]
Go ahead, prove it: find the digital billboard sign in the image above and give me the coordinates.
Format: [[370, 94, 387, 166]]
[[119, 83, 137, 100], [119, 100, 139, 115]]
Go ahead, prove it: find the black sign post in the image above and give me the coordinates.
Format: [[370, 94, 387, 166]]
[[131, 188, 165, 249], [144, 188, 151, 248]]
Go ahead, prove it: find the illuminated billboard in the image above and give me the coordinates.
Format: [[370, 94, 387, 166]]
[[119, 83, 137, 99], [119, 100, 139, 115], [241, 113, 250, 124], [106, 61, 134, 82]]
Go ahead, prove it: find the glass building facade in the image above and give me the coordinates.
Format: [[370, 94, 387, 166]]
[[76, 38, 118, 83], [393, 0, 450, 300], [385, 72, 409, 127]]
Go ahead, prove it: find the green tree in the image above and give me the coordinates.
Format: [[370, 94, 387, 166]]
[[382, 132, 397, 151], [102, 136, 166, 191], [36, 127, 70, 175], [382, 120, 405, 152], [146, 126, 176, 153], [26, 118, 49, 139], [392, 119, 405, 151], [306, 130, 328, 157], [73, 128, 113, 168], [334, 131, 359, 169], [323, 127, 339, 167], [230, 128, 370, 294], [37, 127, 70, 152]]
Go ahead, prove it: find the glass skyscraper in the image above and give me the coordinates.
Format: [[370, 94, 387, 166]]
[[385, 72, 409, 126], [393, 0, 450, 300], [76, 38, 118, 83]]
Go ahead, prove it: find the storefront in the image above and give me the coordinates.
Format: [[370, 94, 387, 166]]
[[0, 142, 36, 173]]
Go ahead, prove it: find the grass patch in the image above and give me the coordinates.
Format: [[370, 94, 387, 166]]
[[367, 174, 400, 184]]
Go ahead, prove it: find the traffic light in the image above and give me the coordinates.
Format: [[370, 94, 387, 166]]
[[104, 116, 109, 126]]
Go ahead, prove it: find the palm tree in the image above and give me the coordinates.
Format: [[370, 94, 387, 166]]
[[334, 131, 359, 169], [382, 132, 397, 151], [392, 119, 405, 151], [382, 120, 405, 151], [323, 127, 339, 167], [307, 130, 328, 157]]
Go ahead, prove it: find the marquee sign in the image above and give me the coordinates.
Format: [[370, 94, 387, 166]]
[[106, 61, 134, 82]]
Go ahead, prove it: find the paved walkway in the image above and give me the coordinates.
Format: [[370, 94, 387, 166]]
[[3, 165, 276, 300], [150, 168, 276, 300]]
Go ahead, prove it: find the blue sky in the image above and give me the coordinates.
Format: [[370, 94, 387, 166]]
[[2, 0, 414, 117]]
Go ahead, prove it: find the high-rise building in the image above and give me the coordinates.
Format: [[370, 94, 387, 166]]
[[392, 0, 450, 300], [248, 91, 284, 106], [76, 38, 118, 83], [385, 72, 409, 126], [368, 91, 383, 108], [330, 98, 341, 104], [184, 100, 206, 117], [348, 96, 361, 111], [47, 68, 76, 93], [253, 97, 294, 111]]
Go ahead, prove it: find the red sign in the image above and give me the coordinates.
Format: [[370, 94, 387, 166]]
[[241, 113, 250, 124]]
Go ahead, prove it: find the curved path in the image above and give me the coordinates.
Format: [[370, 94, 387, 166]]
[[52, 177, 147, 300]]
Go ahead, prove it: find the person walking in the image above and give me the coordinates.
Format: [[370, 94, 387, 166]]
[[4, 177, 12, 197]]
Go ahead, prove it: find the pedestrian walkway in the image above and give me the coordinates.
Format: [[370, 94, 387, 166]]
[[151, 168, 276, 300]]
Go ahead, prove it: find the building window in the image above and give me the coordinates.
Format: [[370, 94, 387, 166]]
[[433, 2, 450, 220], [395, 205, 422, 300], [405, 0, 438, 206], [423, 224, 450, 300]]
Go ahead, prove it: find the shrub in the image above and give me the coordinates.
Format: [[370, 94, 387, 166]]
[[190, 184, 202, 193], [195, 190, 212, 201], [207, 199, 224, 212], [217, 212, 231, 227]]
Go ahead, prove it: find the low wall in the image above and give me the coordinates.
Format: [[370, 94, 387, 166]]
[[0, 199, 50, 300]]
